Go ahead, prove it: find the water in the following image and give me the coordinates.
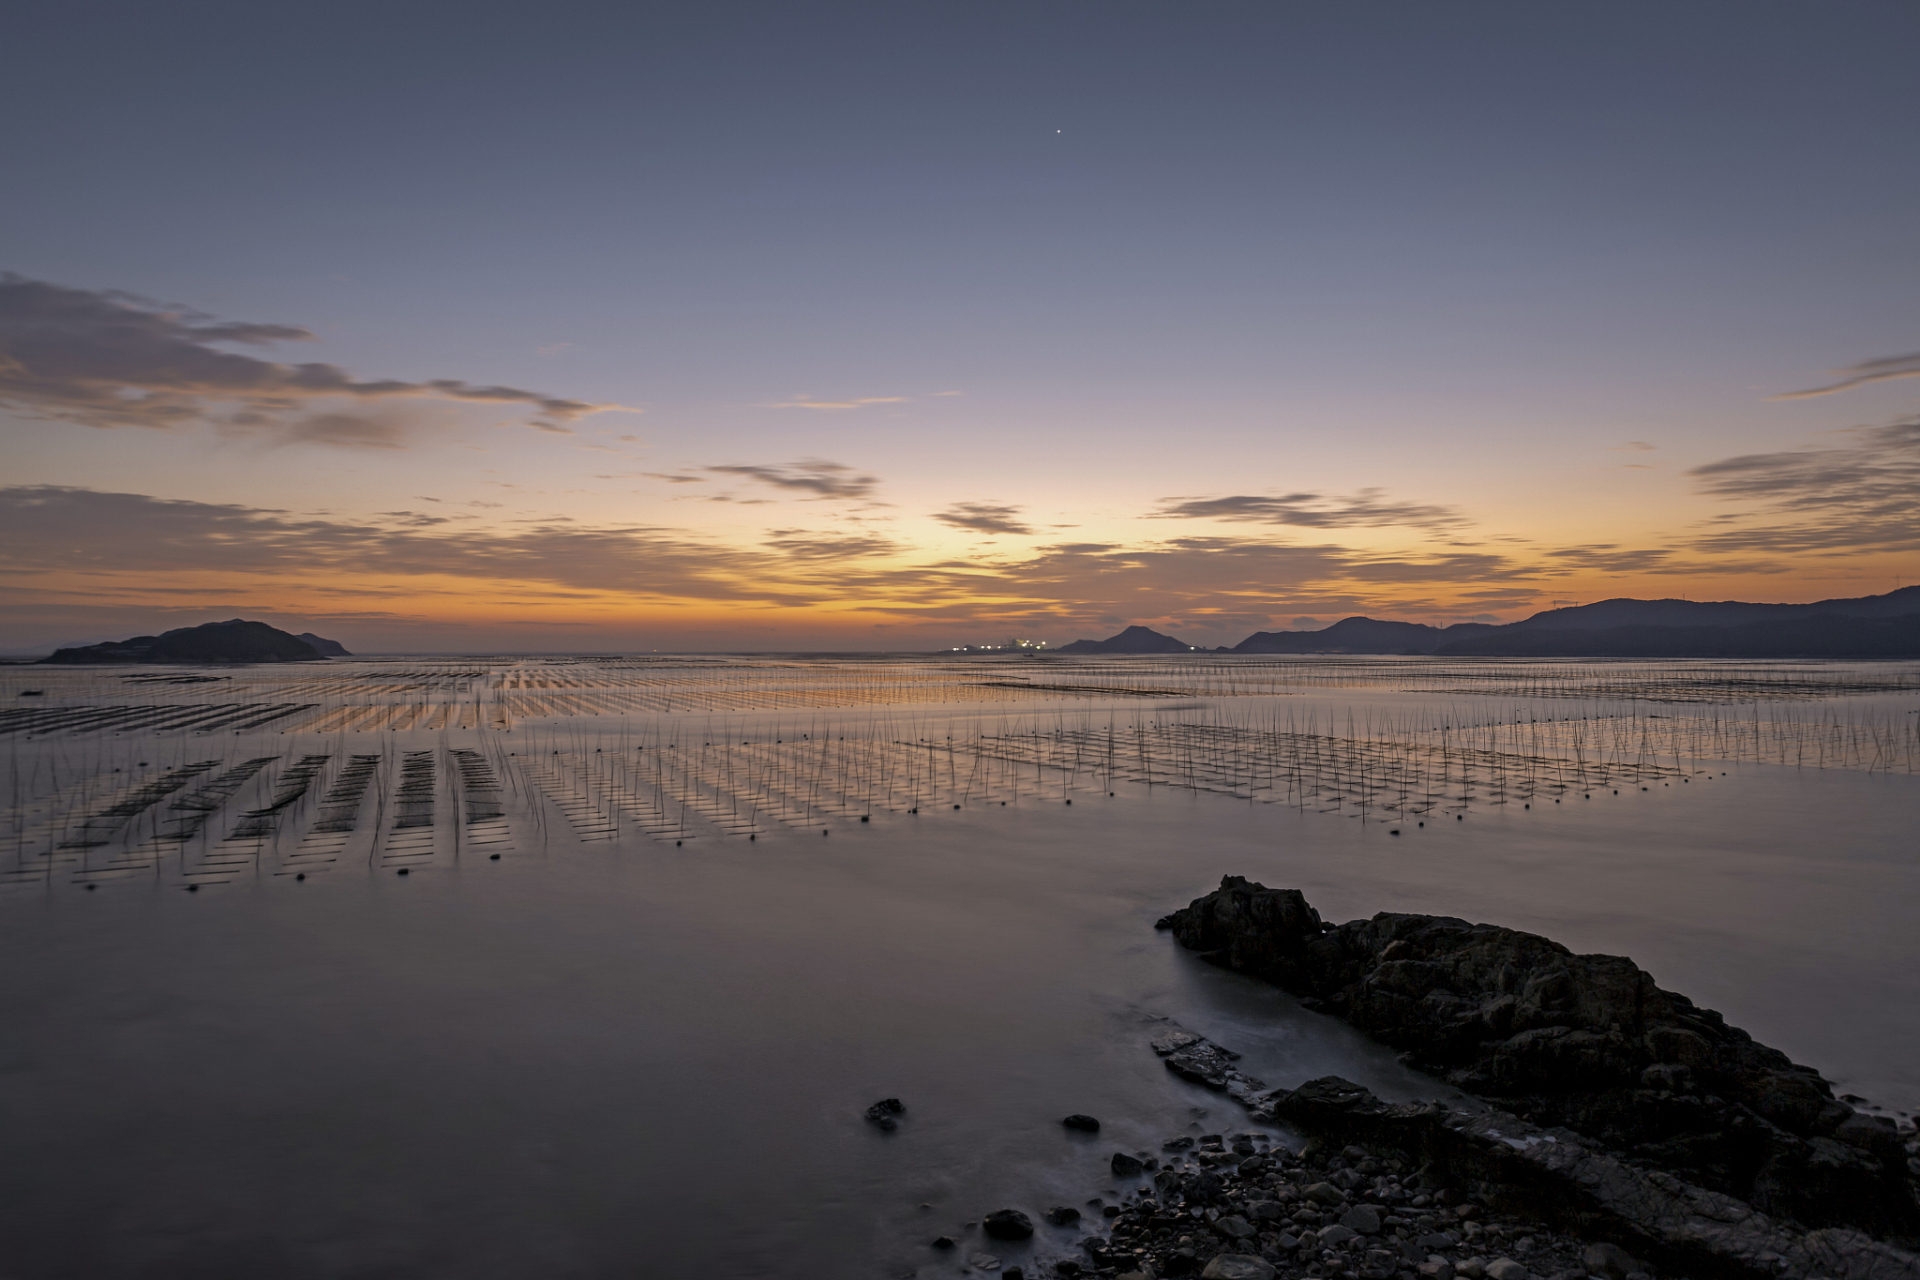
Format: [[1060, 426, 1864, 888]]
[[2, 657, 1916, 1278]]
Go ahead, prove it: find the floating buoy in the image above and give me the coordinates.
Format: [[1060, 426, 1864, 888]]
[[397, 868, 409, 876], [296, 873, 305, 880]]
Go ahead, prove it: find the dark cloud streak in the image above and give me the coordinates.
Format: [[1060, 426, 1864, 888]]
[[0, 273, 618, 445]]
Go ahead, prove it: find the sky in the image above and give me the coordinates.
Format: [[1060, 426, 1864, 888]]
[[3, 0, 1918, 653]]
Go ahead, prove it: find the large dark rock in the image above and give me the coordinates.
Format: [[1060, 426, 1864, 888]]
[[981, 1208, 1034, 1240], [42, 619, 326, 664], [1261, 1075, 1920, 1280], [1157, 876, 1919, 1243]]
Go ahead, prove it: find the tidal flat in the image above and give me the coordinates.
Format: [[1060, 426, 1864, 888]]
[[2, 654, 1916, 1279]]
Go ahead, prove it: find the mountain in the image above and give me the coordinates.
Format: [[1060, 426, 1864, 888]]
[[1232, 617, 1497, 654], [41, 619, 329, 664], [1044, 587, 1920, 659], [1488, 585, 1920, 634], [1053, 625, 1195, 654], [1437, 611, 1920, 658], [297, 632, 352, 657]]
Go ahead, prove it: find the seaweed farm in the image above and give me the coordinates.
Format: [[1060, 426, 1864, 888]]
[[4, 651, 1918, 1280], [4, 653, 1915, 892]]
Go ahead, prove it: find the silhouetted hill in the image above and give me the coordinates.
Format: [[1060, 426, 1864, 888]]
[[1437, 612, 1920, 658], [1054, 625, 1194, 654], [297, 632, 352, 656], [1048, 587, 1920, 659], [42, 619, 328, 664], [1500, 585, 1920, 633], [1232, 617, 1497, 654]]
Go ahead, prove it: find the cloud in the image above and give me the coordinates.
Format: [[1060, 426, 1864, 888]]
[[641, 472, 706, 484], [1686, 418, 1920, 554], [0, 273, 624, 445], [2, 486, 1711, 637], [706, 458, 879, 499], [1153, 487, 1466, 531], [0, 485, 806, 605], [1773, 352, 1920, 400], [933, 502, 1033, 536], [272, 411, 411, 450], [763, 394, 908, 410], [762, 531, 900, 560], [1610, 441, 1657, 451]]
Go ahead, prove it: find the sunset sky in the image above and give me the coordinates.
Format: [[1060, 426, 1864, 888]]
[[4, 1, 1917, 652]]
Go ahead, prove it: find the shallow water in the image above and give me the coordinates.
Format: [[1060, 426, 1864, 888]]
[[2, 659, 1916, 1279]]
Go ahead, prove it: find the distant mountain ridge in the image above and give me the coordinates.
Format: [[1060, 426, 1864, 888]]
[[40, 619, 349, 664], [1043, 586, 1920, 659], [1232, 617, 1496, 654]]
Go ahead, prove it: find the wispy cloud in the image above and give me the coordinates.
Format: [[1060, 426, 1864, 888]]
[[706, 459, 879, 499], [1687, 418, 1920, 554], [1773, 352, 1920, 400], [763, 531, 900, 560], [933, 502, 1033, 536], [1153, 487, 1466, 532], [763, 394, 908, 410], [0, 273, 627, 446]]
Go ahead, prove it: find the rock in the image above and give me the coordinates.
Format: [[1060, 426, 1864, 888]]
[[1043, 1205, 1082, 1226], [1158, 876, 1919, 1241], [1004, 1269, 1025, 1280], [1836, 1113, 1907, 1164], [1318, 1224, 1359, 1246], [1340, 1205, 1382, 1235], [864, 1098, 905, 1130], [1199, 1256, 1276, 1280], [1111, 1152, 1145, 1177], [1580, 1242, 1639, 1278], [1485, 1259, 1529, 1280], [1455, 1261, 1486, 1280], [1062, 1114, 1101, 1132], [982, 1208, 1034, 1240], [968, 1251, 1002, 1270], [1303, 1181, 1347, 1206], [931, 1235, 956, 1249], [1213, 1214, 1256, 1239], [1264, 1074, 1920, 1280], [1419, 1260, 1455, 1280]]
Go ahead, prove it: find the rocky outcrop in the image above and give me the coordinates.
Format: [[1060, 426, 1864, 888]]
[[1260, 1075, 1920, 1280], [1062, 1093, 1654, 1280], [1156, 878, 1919, 1244]]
